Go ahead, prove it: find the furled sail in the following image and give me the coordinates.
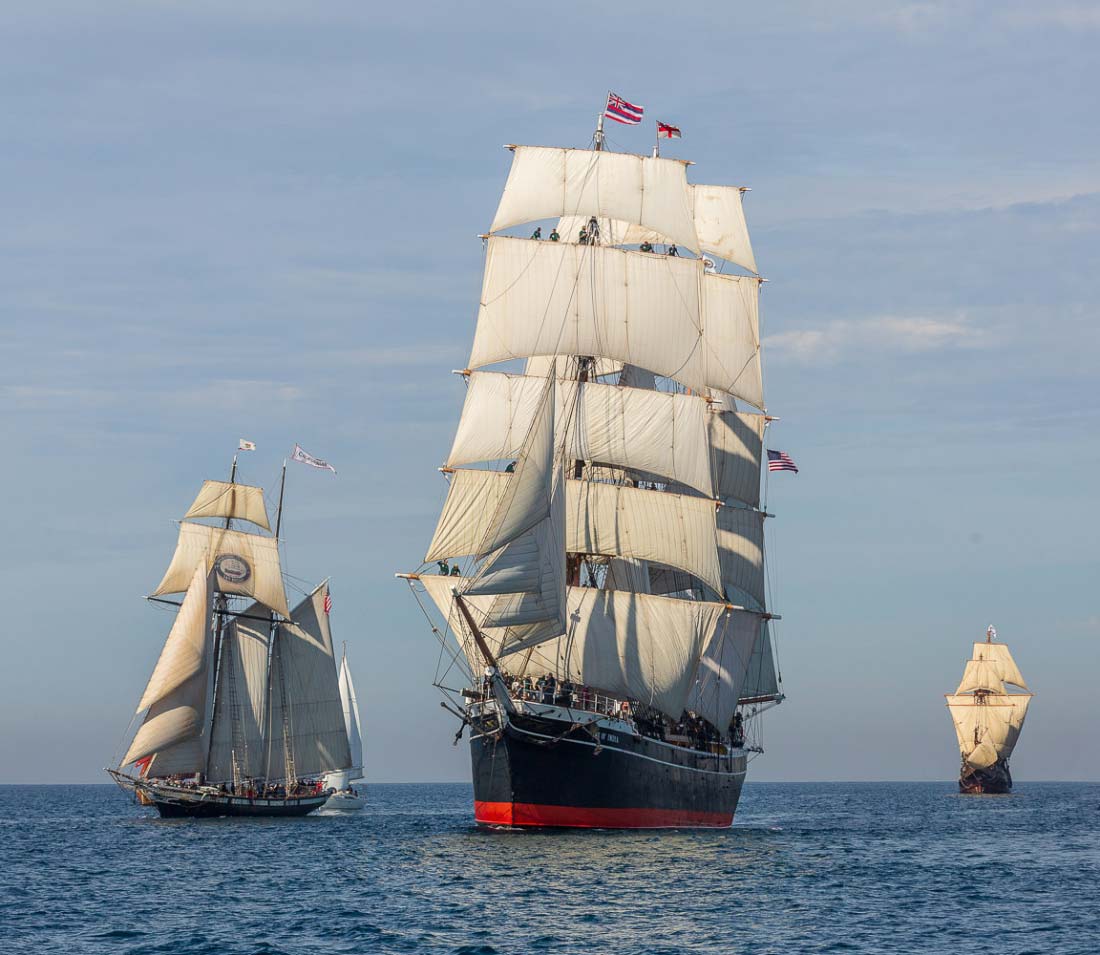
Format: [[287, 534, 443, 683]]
[[972, 642, 1028, 690], [469, 237, 762, 406], [490, 146, 699, 253], [955, 658, 1005, 695], [153, 521, 290, 618], [266, 583, 352, 780], [206, 604, 272, 782], [687, 609, 764, 733], [557, 183, 757, 273], [183, 480, 271, 531], [447, 371, 715, 498], [124, 565, 215, 769]]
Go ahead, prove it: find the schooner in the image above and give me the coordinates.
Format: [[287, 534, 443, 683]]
[[109, 455, 352, 817], [946, 625, 1032, 794], [400, 120, 784, 828]]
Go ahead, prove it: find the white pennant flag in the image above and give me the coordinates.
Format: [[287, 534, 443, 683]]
[[239, 439, 256, 451], [291, 444, 336, 474]]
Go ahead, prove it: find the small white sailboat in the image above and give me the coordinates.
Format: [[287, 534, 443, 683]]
[[324, 646, 365, 809]]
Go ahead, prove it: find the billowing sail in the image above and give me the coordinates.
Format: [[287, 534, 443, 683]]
[[206, 604, 272, 782], [124, 565, 215, 769], [428, 470, 726, 594], [955, 658, 1004, 695], [154, 521, 290, 618], [338, 652, 364, 774], [490, 146, 699, 253], [717, 506, 766, 609], [972, 642, 1028, 690], [709, 410, 766, 507], [557, 183, 757, 273], [945, 694, 1030, 768], [447, 371, 714, 498], [183, 480, 271, 531], [469, 237, 763, 406], [265, 584, 351, 780], [687, 610, 765, 733], [739, 621, 780, 702]]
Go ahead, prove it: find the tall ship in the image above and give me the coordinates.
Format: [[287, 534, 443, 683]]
[[400, 115, 784, 828], [945, 626, 1032, 794], [109, 456, 352, 817]]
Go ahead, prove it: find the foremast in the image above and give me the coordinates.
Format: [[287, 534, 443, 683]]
[[403, 120, 785, 740]]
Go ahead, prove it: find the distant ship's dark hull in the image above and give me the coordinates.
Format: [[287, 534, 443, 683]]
[[470, 708, 746, 829], [959, 759, 1012, 795]]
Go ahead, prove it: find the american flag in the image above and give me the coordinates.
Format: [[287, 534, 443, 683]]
[[323, 591, 332, 615], [767, 450, 799, 473], [605, 92, 644, 125], [657, 121, 682, 139]]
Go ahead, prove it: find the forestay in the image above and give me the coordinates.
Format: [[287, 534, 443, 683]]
[[447, 371, 714, 498], [490, 146, 699, 253], [124, 566, 215, 769], [265, 584, 351, 780], [183, 480, 271, 531], [154, 521, 290, 618]]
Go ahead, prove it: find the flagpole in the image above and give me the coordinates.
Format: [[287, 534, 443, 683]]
[[653, 120, 660, 159], [595, 91, 608, 151], [274, 459, 288, 539]]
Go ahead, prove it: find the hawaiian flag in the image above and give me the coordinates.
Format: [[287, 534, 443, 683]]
[[657, 121, 682, 139], [767, 450, 799, 473], [323, 591, 332, 615], [605, 92, 644, 125]]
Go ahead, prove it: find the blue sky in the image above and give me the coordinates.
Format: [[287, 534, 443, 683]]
[[2, 1, 1097, 782]]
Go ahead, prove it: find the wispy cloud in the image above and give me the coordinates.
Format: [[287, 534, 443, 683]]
[[766, 313, 983, 364]]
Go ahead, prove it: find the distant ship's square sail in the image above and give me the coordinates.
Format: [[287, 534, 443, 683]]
[[401, 124, 785, 829]]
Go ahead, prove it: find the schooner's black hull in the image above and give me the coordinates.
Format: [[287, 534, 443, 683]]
[[151, 793, 329, 818], [470, 712, 746, 828], [959, 760, 1012, 795]]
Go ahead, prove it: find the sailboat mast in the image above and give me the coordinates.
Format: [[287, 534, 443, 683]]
[[274, 460, 288, 539]]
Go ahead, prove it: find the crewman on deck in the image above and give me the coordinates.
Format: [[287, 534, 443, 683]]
[[549, 229, 560, 242], [450, 565, 461, 577], [640, 240, 654, 253], [578, 227, 589, 245], [437, 560, 450, 575], [667, 243, 679, 256], [531, 227, 542, 240]]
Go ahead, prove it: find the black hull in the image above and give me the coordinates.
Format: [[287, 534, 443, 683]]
[[470, 710, 746, 828], [959, 759, 1012, 795], [152, 794, 328, 818]]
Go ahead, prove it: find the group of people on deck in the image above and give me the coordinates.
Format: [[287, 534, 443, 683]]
[[483, 671, 747, 750]]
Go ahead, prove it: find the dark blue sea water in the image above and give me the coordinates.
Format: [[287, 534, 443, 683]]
[[2, 782, 1097, 955]]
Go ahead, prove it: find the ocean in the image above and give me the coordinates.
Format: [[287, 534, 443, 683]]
[[2, 782, 1097, 954]]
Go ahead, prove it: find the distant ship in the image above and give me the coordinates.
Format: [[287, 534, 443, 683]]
[[323, 646, 366, 810], [399, 114, 783, 828], [945, 626, 1032, 794], [108, 456, 352, 817]]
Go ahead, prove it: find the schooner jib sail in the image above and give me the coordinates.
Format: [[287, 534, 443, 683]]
[[109, 455, 352, 817], [400, 122, 785, 828], [946, 625, 1032, 794]]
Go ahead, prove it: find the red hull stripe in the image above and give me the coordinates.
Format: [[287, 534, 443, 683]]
[[475, 801, 732, 829]]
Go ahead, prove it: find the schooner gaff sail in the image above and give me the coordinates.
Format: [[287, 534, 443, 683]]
[[109, 455, 352, 817], [400, 120, 784, 828], [946, 626, 1032, 794]]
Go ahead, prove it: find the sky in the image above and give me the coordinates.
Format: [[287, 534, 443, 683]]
[[2, 1, 1098, 783]]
